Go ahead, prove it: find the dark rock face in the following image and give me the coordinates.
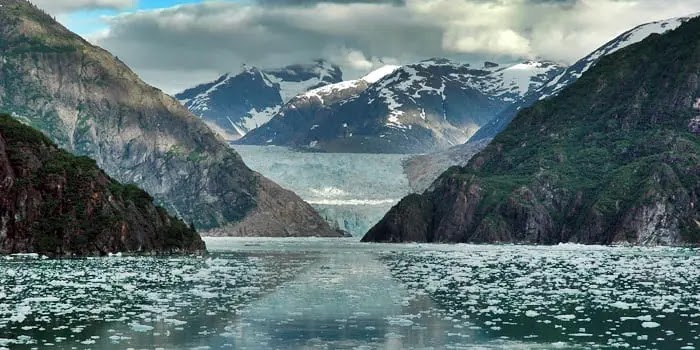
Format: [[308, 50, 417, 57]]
[[176, 61, 343, 141], [363, 17, 700, 246], [239, 60, 564, 154], [0, 114, 206, 256], [0, 0, 338, 237]]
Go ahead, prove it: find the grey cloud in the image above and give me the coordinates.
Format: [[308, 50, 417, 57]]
[[256, 0, 405, 5], [92, 0, 700, 94], [33, 0, 136, 14]]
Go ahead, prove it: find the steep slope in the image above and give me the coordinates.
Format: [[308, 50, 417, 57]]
[[176, 61, 343, 141], [0, 0, 338, 237], [471, 13, 700, 142], [364, 17, 700, 246], [239, 59, 563, 154], [0, 114, 205, 256]]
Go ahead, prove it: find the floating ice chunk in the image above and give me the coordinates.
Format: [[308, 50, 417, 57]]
[[610, 301, 637, 310], [130, 323, 154, 333], [10, 305, 31, 323]]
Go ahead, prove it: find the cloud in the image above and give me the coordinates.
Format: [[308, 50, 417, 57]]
[[256, 0, 405, 5], [91, 0, 700, 93], [33, 0, 137, 14]]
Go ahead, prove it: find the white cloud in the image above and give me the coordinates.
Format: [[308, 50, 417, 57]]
[[87, 0, 700, 93]]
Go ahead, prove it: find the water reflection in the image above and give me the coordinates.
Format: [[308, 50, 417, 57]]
[[229, 250, 464, 349]]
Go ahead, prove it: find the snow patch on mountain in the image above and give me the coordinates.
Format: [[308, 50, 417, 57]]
[[240, 106, 282, 135], [489, 61, 561, 99], [301, 65, 401, 103], [186, 73, 231, 115], [264, 60, 342, 102], [362, 65, 402, 83], [373, 59, 562, 130]]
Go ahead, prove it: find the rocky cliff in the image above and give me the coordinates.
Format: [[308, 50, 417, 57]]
[[0, 114, 205, 256], [363, 17, 700, 246], [0, 0, 338, 237]]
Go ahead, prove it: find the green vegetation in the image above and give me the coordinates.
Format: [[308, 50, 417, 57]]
[[369, 17, 700, 245]]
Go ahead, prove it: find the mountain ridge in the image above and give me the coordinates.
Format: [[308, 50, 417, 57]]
[[471, 12, 700, 142], [238, 58, 564, 153]]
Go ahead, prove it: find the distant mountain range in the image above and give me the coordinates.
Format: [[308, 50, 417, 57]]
[[177, 14, 700, 156], [236, 59, 564, 153], [175, 60, 343, 141]]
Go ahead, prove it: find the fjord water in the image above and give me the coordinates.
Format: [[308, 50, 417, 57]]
[[1, 239, 698, 349]]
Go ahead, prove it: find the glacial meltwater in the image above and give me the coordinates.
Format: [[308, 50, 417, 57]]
[[0, 239, 698, 349]]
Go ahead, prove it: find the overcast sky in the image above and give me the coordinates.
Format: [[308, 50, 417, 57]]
[[37, 0, 700, 94]]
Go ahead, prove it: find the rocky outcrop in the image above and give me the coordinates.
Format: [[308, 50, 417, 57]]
[[0, 0, 338, 237], [0, 114, 205, 256], [363, 16, 700, 246]]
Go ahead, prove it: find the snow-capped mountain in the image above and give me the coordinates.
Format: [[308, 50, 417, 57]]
[[478, 60, 565, 102], [471, 13, 700, 142], [238, 58, 564, 154], [175, 60, 343, 140], [300, 64, 401, 103]]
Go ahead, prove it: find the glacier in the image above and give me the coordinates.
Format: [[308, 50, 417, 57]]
[[232, 145, 411, 237]]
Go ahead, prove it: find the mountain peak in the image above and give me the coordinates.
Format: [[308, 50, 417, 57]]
[[540, 12, 700, 99], [176, 60, 345, 140]]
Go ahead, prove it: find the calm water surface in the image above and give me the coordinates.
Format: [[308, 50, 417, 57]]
[[0, 238, 698, 349]]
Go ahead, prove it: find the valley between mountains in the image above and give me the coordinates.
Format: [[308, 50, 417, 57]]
[[0, 0, 699, 253], [1, 2, 700, 349]]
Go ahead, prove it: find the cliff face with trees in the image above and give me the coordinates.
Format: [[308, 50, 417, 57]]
[[364, 17, 700, 246], [0, 114, 206, 256]]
